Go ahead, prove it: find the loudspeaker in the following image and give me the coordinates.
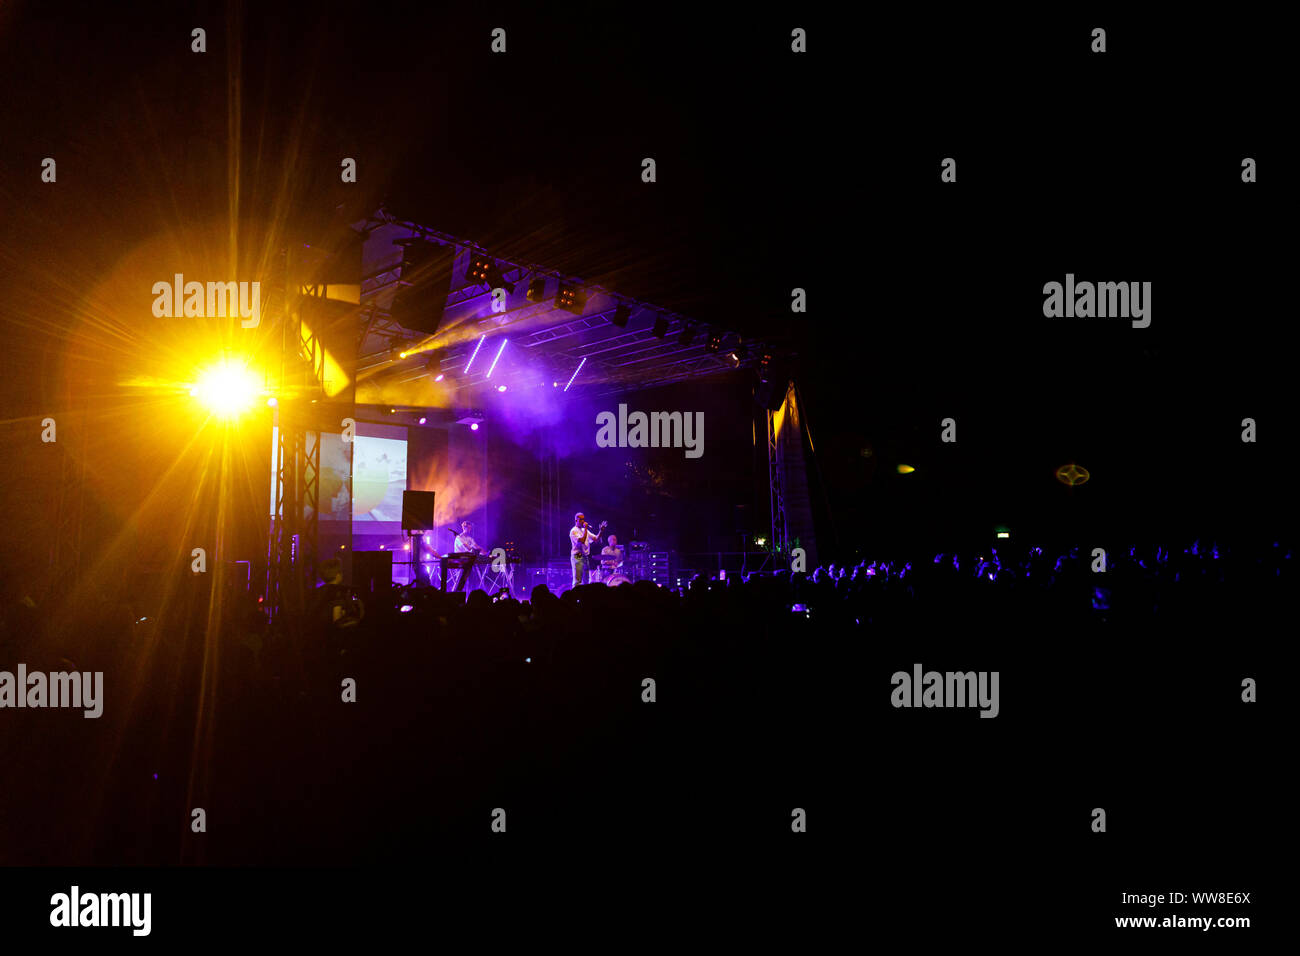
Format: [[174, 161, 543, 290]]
[[299, 295, 360, 390], [401, 490, 437, 531], [390, 240, 455, 335]]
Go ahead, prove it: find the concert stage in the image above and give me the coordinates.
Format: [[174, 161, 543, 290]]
[[247, 209, 811, 612]]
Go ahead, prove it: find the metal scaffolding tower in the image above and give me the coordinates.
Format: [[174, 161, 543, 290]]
[[767, 386, 791, 558], [264, 247, 326, 622]]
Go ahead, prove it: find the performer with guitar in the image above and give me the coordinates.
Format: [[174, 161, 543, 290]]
[[568, 512, 607, 589]]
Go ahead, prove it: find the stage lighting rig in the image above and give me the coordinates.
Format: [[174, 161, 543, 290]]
[[526, 276, 547, 302], [610, 303, 632, 328], [678, 324, 697, 347], [706, 332, 723, 354], [467, 251, 492, 284], [556, 284, 587, 314], [466, 251, 514, 293], [652, 316, 669, 338]]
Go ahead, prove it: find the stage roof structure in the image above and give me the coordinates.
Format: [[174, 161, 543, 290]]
[[349, 209, 794, 402]]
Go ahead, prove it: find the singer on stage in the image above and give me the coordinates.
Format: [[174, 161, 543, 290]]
[[569, 512, 602, 589]]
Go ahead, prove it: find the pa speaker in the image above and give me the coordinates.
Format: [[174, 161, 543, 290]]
[[390, 241, 455, 335], [401, 490, 437, 531]]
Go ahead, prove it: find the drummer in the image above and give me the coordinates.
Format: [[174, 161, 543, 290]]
[[599, 535, 624, 576]]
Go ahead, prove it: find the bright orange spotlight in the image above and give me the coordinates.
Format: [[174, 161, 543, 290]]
[[193, 360, 261, 419]]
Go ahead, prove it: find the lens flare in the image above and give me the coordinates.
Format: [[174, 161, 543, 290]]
[[192, 360, 261, 419], [1055, 463, 1090, 486]]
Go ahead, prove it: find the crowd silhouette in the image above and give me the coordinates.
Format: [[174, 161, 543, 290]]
[[0, 537, 1287, 864]]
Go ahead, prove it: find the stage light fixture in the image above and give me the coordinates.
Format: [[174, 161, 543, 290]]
[[470, 423, 479, 431], [727, 351, 740, 367], [706, 332, 723, 354], [497, 385, 507, 392], [434, 373, 445, 382], [652, 316, 669, 338], [485, 338, 508, 378], [527, 277, 547, 302], [564, 356, 587, 392], [418, 416, 427, 425], [192, 359, 262, 419], [678, 325, 696, 347], [464, 334, 487, 373], [467, 251, 493, 284], [610, 304, 631, 328], [556, 285, 587, 314]]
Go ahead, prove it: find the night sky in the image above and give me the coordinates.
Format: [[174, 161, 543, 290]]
[[0, 4, 1292, 577]]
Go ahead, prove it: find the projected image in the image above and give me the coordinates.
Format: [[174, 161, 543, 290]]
[[352, 435, 407, 522], [293, 432, 408, 523], [318, 434, 352, 521]]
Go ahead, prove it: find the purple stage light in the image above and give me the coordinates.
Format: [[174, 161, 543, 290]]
[[470, 422, 479, 431], [486, 338, 508, 378], [564, 356, 587, 392], [464, 334, 486, 373]]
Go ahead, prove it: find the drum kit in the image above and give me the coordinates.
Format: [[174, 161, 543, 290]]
[[592, 542, 626, 585]]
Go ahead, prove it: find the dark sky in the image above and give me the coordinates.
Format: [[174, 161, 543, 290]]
[[0, 4, 1293, 567]]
